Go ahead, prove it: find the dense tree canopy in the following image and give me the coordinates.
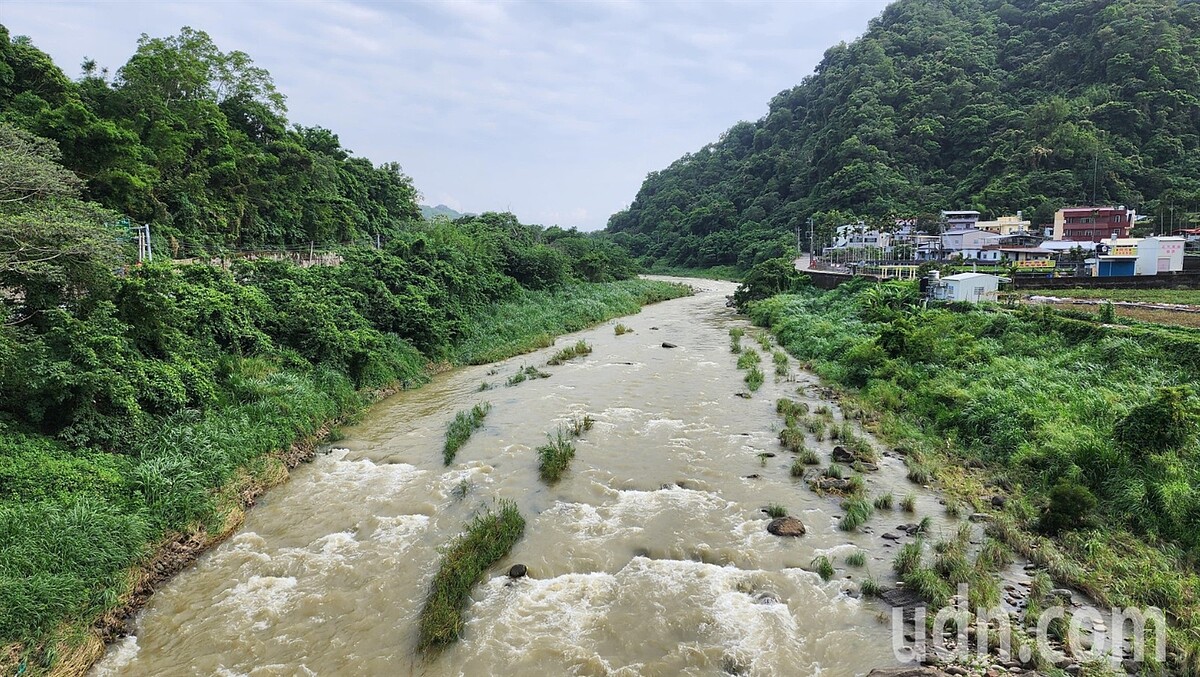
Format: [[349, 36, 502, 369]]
[[0, 25, 421, 252], [607, 0, 1200, 268]]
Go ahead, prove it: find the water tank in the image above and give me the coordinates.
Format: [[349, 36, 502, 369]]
[[927, 270, 941, 281]]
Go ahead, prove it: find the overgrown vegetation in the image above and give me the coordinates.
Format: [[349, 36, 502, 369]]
[[765, 503, 788, 518], [614, 323, 633, 335], [547, 340, 593, 366], [443, 403, 492, 465], [418, 501, 525, 651], [749, 278, 1200, 669], [537, 429, 577, 483], [811, 555, 835, 581]]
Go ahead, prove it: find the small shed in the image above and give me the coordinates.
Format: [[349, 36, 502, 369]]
[[937, 273, 1001, 303]]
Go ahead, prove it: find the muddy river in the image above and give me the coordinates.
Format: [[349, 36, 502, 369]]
[[93, 277, 957, 676]]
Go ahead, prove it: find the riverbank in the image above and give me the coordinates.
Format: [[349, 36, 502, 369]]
[[0, 276, 691, 677], [747, 281, 1200, 673]]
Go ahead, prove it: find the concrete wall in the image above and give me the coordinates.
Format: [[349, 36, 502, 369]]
[[805, 270, 877, 289]]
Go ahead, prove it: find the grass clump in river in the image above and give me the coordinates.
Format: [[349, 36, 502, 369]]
[[764, 503, 788, 518], [729, 327, 744, 353], [873, 492, 894, 510], [443, 402, 491, 465], [778, 426, 805, 452], [614, 323, 633, 335], [744, 366, 764, 392], [506, 364, 551, 386], [418, 500, 525, 652], [755, 333, 772, 351], [773, 350, 789, 376], [811, 555, 835, 581], [845, 550, 867, 567], [775, 398, 808, 419], [839, 497, 874, 531], [568, 414, 595, 437], [546, 340, 592, 365], [900, 492, 917, 513], [537, 428, 577, 483], [736, 349, 761, 370]]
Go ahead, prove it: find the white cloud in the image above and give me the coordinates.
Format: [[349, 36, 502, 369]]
[[1, 0, 891, 230]]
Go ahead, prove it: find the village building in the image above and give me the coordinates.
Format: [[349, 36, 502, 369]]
[[975, 214, 1032, 236], [1053, 206, 1136, 242]]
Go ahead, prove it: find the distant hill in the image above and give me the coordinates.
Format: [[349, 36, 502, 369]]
[[420, 204, 472, 220], [606, 0, 1200, 269]]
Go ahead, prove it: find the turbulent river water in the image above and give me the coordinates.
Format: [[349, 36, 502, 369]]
[[92, 277, 958, 677]]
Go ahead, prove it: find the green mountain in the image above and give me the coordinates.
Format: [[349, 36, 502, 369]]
[[420, 203, 471, 220], [606, 0, 1200, 269]]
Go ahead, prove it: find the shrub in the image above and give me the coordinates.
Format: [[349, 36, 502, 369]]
[[1039, 481, 1097, 535]]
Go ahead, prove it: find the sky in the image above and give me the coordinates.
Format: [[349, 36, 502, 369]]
[[1, 0, 891, 230]]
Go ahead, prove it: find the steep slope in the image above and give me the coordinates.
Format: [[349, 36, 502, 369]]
[[606, 0, 1200, 269]]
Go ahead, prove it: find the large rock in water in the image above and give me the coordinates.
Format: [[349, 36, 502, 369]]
[[766, 516, 806, 537], [661, 342, 678, 349], [831, 445, 856, 463]]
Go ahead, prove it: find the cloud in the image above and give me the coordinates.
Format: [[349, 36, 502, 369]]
[[2, 0, 890, 230]]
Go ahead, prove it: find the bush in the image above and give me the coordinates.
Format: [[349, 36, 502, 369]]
[[537, 429, 577, 483], [443, 402, 491, 465], [1039, 481, 1097, 535]]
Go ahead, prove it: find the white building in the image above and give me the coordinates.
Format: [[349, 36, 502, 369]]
[[934, 273, 1001, 303], [827, 223, 892, 250]]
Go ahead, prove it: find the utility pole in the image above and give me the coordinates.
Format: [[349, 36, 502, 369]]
[[807, 216, 815, 256], [133, 223, 152, 262]]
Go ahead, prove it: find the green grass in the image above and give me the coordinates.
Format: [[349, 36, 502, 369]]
[[443, 402, 491, 465], [455, 279, 691, 364], [811, 555, 835, 581], [744, 366, 764, 392], [614, 323, 633, 335], [860, 577, 885, 597], [755, 334, 772, 351], [839, 497, 874, 531], [546, 339, 593, 365], [736, 349, 761, 370], [506, 364, 551, 386], [789, 458, 807, 477], [778, 426, 805, 452], [537, 429, 577, 483], [773, 349, 789, 376], [775, 398, 809, 418], [418, 501, 525, 651], [893, 540, 924, 576], [797, 448, 820, 466], [873, 492, 894, 510], [765, 503, 788, 518], [568, 414, 595, 437], [900, 492, 916, 513], [845, 550, 867, 567], [729, 327, 744, 353]]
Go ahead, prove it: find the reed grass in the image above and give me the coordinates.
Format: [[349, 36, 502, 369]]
[[736, 349, 761, 370], [900, 492, 916, 513], [614, 323, 633, 335], [765, 503, 788, 518], [839, 497, 874, 531], [744, 366, 764, 392], [537, 429, 577, 483], [811, 555, 835, 581], [845, 550, 867, 567], [546, 340, 592, 365], [443, 402, 491, 465], [873, 492, 894, 510], [418, 501, 525, 651]]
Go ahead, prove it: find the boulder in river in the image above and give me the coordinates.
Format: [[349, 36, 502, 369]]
[[766, 516, 806, 537], [831, 446, 857, 464], [507, 564, 527, 578], [661, 342, 677, 348]]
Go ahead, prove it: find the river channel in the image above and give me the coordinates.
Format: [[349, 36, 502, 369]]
[[93, 277, 956, 676]]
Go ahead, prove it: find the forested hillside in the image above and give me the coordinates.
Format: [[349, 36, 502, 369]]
[[1, 25, 420, 252], [607, 0, 1200, 269]]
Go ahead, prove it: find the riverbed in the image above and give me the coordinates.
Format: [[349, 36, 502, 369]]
[[92, 277, 956, 676]]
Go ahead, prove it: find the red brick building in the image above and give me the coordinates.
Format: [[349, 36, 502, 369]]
[[1053, 206, 1135, 242]]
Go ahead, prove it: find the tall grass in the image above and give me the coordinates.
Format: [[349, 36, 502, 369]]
[[614, 323, 633, 335], [773, 349, 789, 376], [839, 497, 874, 531], [418, 501, 525, 651], [736, 349, 761, 370], [506, 364, 551, 386], [811, 555, 835, 581], [537, 429, 577, 483], [443, 402, 491, 465], [744, 366, 765, 392], [546, 340, 592, 365]]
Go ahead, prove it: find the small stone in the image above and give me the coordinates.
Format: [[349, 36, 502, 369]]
[[661, 342, 677, 348]]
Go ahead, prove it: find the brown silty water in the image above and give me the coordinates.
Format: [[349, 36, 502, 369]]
[[92, 277, 960, 677]]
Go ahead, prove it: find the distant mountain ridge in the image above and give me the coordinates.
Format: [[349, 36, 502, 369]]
[[420, 204, 473, 220], [605, 0, 1200, 269]]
